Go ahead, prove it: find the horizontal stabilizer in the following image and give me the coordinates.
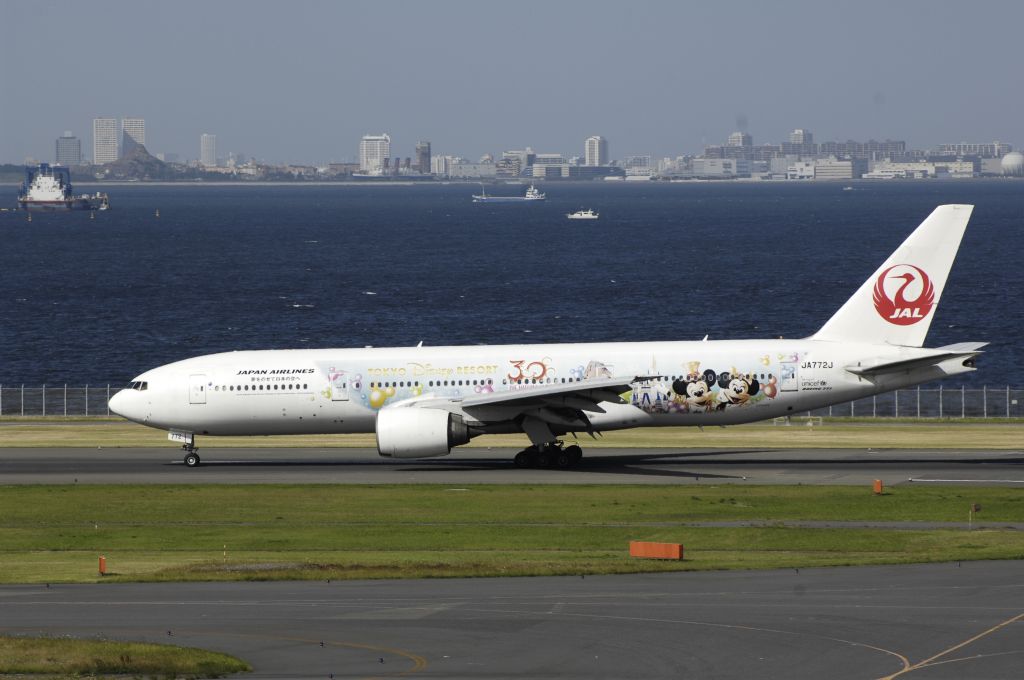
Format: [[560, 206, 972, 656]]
[[845, 342, 987, 377]]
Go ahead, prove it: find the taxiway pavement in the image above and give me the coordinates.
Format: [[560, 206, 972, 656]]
[[2, 562, 1021, 679]]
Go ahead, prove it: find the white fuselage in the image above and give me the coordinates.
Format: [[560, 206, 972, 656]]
[[109, 337, 973, 439]]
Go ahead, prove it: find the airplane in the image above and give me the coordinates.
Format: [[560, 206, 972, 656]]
[[109, 204, 985, 469]]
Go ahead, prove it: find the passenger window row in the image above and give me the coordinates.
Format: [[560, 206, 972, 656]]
[[370, 379, 497, 388], [215, 383, 309, 392]]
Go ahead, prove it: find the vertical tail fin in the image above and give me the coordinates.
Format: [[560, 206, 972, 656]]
[[812, 204, 973, 347]]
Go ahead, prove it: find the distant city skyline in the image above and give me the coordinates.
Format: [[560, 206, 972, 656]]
[[29, 124, 1019, 177], [3, 1, 1022, 164]]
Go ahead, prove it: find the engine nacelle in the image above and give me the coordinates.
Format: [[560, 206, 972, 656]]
[[376, 407, 470, 458]]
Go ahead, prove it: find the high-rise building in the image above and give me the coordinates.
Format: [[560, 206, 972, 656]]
[[93, 118, 118, 164], [727, 131, 753, 147], [782, 129, 817, 156], [55, 131, 82, 165], [584, 136, 608, 166], [359, 133, 391, 173], [415, 141, 431, 174], [200, 134, 217, 167], [121, 117, 145, 155], [790, 129, 813, 144]]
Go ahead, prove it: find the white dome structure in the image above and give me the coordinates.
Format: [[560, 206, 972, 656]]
[[1001, 151, 1024, 176]]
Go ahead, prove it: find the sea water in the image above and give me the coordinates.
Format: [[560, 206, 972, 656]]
[[0, 180, 1020, 386]]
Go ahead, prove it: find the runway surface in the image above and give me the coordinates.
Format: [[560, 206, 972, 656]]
[[2, 562, 1022, 679], [2, 446, 1023, 485]]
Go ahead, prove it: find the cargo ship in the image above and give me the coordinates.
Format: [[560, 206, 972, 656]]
[[472, 183, 545, 202], [17, 164, 109, 211]]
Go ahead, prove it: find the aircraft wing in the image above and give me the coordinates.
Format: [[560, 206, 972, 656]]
[[407, 376, 637, 431], [462, 376, 633, 412], [845, 342, 987, 377]]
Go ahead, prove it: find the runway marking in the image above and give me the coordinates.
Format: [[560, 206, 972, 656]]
[[908, 478, 1024, 484], [907, 648, 1024, 670], [876, 610, 1024, 679], [460, 605, 911, 671]]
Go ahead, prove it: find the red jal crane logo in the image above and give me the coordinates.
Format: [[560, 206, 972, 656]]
[[872, 264, 935, 325]]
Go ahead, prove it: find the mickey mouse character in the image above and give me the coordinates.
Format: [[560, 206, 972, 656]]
[[715, 368, 760, 410], [672, 367, 719, 413]]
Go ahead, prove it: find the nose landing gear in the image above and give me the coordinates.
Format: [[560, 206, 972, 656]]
[[513, 442, 583, 469]]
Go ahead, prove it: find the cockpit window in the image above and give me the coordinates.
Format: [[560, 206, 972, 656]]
[[124, 381, 148, 391]]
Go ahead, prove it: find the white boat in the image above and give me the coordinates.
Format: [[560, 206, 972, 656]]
[[472, 184, 546, 202], [566, 208, 599, 220]]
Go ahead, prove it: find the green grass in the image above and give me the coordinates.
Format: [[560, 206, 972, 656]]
[[0, 635, 250, 677], [1, 485, 1021, 583], [1, 419, 1022, 448]]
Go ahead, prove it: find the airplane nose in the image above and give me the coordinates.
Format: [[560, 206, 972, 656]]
[[108, 390, 131, 419]]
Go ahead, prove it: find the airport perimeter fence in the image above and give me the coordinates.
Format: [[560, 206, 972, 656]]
[[0, 384, 1022, 420]]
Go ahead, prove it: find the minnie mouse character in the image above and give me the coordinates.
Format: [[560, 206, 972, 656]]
[[715, 368, 760, 410]]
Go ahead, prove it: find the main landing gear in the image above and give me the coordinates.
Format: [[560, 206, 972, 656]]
[[513, 442, 583, 469], [182, 443, 201, 468]]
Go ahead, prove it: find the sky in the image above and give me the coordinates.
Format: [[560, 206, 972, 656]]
[[2, 0, 1022, 164]]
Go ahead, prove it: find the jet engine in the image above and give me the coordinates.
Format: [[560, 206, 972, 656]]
[[376, 407, 470, 458]]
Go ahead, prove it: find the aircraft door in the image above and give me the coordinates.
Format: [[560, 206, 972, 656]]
[[779, 357, 799, 392], [329, 370, 351, 401], [189, 374, 208, 404]]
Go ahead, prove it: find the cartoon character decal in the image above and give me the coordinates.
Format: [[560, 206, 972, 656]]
[[619, 359, 783, 415], [672, 363, 719, 413], [715, 368, 760, 410]]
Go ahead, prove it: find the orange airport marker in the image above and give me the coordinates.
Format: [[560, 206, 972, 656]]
[[629, 541, 684, 560]]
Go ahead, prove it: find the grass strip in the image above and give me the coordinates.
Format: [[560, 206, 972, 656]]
[[0, 420, 1022, 448], [0, 485, 1021, 583], [0, 635, 250, 677]]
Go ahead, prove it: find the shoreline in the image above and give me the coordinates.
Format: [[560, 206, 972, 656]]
[[2, 176, 1022, 188]]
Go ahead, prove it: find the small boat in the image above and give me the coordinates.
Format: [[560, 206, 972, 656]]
[[566, 208, 599, 220], [473, 183, 546, 202], [842, 186, 854, 191]]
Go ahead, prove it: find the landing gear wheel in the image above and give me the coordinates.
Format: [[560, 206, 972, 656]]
[[535, 449, 553, 468], [565, 445, 583, 465], [514, 451, 533, 468], [554, 450, 573, 469], [184, 451, 200, 467]]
